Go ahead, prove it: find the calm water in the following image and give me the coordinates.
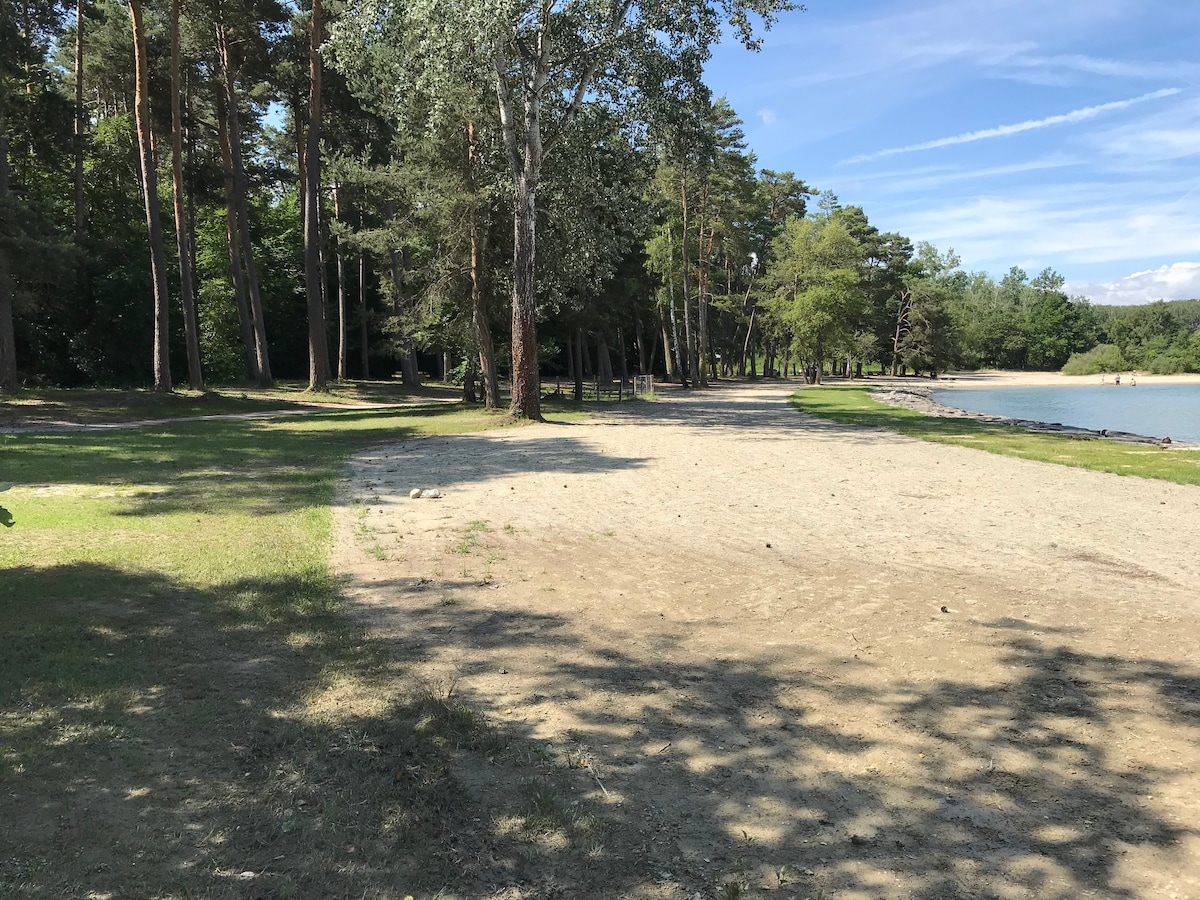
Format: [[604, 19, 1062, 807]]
[[930, 384, 1200, 443]]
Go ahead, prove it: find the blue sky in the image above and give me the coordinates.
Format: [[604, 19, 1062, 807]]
[[704, 0, 1200, 305]]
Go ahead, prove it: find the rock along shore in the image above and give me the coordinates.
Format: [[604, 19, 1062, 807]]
[[871, 385, 1192, 448]]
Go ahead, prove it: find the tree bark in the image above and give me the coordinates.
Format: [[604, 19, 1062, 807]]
[[358, 252, 369, 378], [217, 25, 272, 387], [469, 208, 499, 408], [388, 246, 420, 387], [73, 0, 85, 240], [462, 354, 477, 401], [617, 326, 629, 387], [659, 308, 675, 380], [170, 0, 202, 388], [333, 186, 347, 381], [572, 327, 584, 402], [508, 172, 540, 416], [0, 81, 17, 392], [694, 213, 710, 387], [304, 0, 330, 390], [217, 98, 257, 381], [467, 123, 499, 408], [382, 200, 419, 387], [494, 47, 546, 420], [679, 173, 699, 389], [665, 221, 685, 385], [130, 0, 172, 392], [596, 332, 613, 385]]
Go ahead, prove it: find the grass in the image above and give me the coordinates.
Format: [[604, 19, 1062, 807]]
[[0, 397, 602, 897], [792, 385, 1200, 486], [0, 379, 464, 428]]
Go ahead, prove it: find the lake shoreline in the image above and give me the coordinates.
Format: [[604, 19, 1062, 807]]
[[871, 382, 1198, 448], [932, 369, 1200, 389]]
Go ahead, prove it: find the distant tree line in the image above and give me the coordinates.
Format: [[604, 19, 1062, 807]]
[[2, 0, 1197, 403]]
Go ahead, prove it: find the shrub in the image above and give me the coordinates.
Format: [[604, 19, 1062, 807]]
[[1061, 343, 1127, 375]]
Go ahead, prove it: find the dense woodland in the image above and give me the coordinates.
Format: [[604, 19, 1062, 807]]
[[2, 0, 1199, 413]]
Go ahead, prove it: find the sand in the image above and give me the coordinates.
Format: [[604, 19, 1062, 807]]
[[333, 379, 1200, 899], [928, 369, 1200, 389]]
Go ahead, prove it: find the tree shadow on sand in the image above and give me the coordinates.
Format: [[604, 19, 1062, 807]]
[[6, 561, 1196, 898]]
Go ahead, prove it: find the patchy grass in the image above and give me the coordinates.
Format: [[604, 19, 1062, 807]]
[[0, 379, 464, 428], [0, 399, 608, 898], [792, 385, 1200, 486]]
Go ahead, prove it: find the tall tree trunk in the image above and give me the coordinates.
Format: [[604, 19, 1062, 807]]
[[596, 333, 613, 384], [358, 252, 369, 378], [73, 0, 85, 240], [659, 309, 675, 380], [333, 185, 347, 381], [467, 123, 499, 408], [508, 172, 539, 416], [388, 247, 420, 387], [469, 209, 499, 408], [0, 250, 12, 394], [304, 0, 329, 390], [462, 354, 477, 401], [494, 57, 544, 420], [218, 24, 272, 387], [130, 0, 171, 392], [665, 221, 685, 385], [634, 316, 647, 375], [170, 0, 202, 388], [382, 200, 419, 387], [0, 81, 17, 392], [695, 216, 710, 387], [573, 326, 584, 402], [617, 326, 629, 387], [741, 308, 757, 377], [217, 99, 258, 382], [679, 173, 698, 389]]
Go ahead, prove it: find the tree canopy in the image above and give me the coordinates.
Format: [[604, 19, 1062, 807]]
[[2, 0, 1197, 397]]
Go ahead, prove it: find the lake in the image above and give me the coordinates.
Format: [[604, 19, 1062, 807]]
[[930, 384, 1200, 444]]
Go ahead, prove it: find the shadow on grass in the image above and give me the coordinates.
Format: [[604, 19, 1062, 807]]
[[1, 405, 532, 518], [0, 387, 298, 427], [3, 560, 1197, 897]]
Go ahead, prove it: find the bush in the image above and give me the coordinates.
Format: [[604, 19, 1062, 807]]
[[1147, 351, 1189, 375], [1061, 343, 1127, 375]]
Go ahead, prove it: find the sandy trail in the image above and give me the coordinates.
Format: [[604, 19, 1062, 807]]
[[334, 380, 1200, 899]]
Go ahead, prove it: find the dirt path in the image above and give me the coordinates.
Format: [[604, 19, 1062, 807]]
[[334, 380, 1200, 899]]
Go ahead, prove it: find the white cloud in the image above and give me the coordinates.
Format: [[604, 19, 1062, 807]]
[[840, 89, 1182, 164], [835, 156, 1081, 194], [1066, 262, 1200, 306], [757, 108, 778, 126], [1086, 92, 1200, 165], [881, 188, 1200, 273], [1005, 53, 1200, 81]]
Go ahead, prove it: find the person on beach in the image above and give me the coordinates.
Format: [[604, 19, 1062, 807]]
[[1115, 374, 1121, 385]]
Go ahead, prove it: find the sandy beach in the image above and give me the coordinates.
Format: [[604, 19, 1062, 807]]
[[930, 369, 1200, 389], [333, 380, 1200, 899]]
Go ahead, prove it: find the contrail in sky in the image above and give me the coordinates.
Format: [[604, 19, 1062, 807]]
[[840, 87, 1182, 165]]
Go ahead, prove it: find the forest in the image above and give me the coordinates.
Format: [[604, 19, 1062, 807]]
[[2, 0, 1199, 416]]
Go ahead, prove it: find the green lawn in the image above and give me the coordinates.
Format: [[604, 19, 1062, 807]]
[[0, 398, 592, 897], [0, 379, 464, 428], [791, 384, 1200, 486]]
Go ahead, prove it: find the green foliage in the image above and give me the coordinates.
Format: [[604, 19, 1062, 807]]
[[1062, 343, 1127, 375], [1099, 300, 1199, 372]]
